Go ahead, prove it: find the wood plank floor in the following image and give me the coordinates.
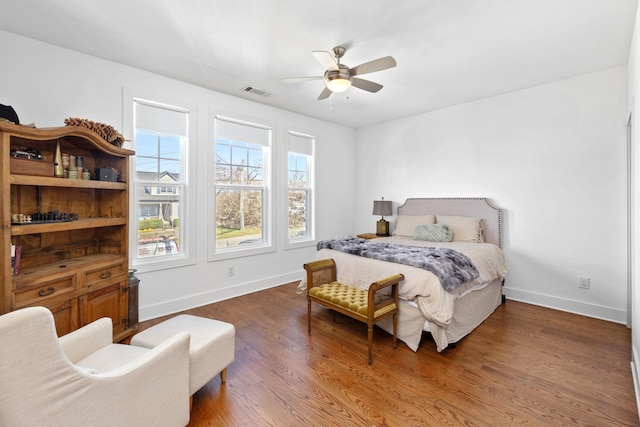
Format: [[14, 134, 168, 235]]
[[137, 282, 638, 426]]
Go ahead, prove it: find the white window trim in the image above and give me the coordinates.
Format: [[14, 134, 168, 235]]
[[123, 87, 197, 273], [208, 108, 276, 261], [284, 128, 316, 251]]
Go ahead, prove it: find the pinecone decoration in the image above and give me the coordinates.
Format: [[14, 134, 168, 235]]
[[64, 117, 125, 147]]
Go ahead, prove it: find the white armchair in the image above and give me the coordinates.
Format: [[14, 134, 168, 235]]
[[0, 306, 191, 427]]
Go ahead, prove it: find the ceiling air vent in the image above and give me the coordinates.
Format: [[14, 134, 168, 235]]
[[242, 86, 270, 97]]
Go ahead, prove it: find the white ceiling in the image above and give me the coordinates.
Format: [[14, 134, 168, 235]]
[[0, 0, 637, 128]]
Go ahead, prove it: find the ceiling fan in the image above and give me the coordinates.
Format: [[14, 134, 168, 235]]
[[282, 46, 397, 100]]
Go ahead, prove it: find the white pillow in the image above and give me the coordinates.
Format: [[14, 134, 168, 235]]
[[435, 215, 485, 243], [393, 214, 435, 236]]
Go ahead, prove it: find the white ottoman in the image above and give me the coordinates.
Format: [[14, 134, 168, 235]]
[[131, 314, 235, 395]]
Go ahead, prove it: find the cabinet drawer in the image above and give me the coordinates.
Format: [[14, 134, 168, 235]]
[[83, 280, 126, 329], [84, 262, 126, 288], [13, 276, 76, 308]]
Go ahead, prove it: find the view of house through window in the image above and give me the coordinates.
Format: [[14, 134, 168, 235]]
[[213, 117, 271, 250], [133, 100, 188, 260], [288, 131, 314, 241]]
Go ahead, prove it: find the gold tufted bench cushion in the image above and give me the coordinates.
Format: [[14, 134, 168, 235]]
[[309, 282, 397, 318]]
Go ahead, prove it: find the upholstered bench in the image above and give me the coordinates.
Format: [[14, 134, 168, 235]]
[[303, 258, 404, 364], [131, 315, 235, 396]]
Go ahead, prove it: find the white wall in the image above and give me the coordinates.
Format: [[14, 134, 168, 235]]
[[627, 2, 640, 412], [356, 66, 629, 323], [0, 30, 357, 319], [0, 28, 631, 327]]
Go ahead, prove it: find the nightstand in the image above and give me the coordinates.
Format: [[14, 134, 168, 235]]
[[357, 233, 386, 240]]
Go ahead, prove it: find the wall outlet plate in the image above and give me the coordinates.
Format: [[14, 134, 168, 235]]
[[578, 277, 590, 289]]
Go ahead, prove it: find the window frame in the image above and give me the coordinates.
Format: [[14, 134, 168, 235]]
[[285, 130, 315, 249], [124, 88, 197, 273], [208, 110, 275, 261]]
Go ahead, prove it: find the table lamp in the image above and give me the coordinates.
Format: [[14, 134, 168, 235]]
[[372, 197, 392, 236]]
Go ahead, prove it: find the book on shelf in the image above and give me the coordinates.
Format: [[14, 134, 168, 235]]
[[11, 245, 21, 276], [14, 245, 21, 275]]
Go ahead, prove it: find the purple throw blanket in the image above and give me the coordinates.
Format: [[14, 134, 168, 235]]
[[317, 236, 479, 292]]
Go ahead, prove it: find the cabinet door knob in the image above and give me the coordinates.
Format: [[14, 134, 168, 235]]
[[100, 271, 112, 279], [38, 287, 55, 297]]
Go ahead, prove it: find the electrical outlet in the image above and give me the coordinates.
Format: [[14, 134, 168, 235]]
[[228, 266, 235, 276], [578, 276, 590, 289]]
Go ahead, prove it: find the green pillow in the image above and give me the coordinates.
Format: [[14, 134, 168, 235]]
[[413, 224, 453, 242]]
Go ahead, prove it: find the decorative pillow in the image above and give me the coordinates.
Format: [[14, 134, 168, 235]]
[[435, 215, 485, 243], [413, 224, 453, 242], [393, 214, 436, 236]]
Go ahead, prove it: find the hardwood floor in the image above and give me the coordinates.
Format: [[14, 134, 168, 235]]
[[137, 282, 638, 426]]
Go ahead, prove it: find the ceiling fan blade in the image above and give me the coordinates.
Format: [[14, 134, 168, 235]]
[[317, 86, 333, 100], [351, 77, 383, 93], [312, 50, 339, 71], [281, 76, 323, 83], [350, 56, 397, 76]]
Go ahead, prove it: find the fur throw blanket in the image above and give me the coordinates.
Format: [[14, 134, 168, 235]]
[[317, 236, 479, 292]]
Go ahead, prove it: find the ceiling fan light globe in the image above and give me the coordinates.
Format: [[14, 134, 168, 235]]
[[326, 77, 351, 93]]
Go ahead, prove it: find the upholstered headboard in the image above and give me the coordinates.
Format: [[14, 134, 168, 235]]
[[397, 197, 503, 248]]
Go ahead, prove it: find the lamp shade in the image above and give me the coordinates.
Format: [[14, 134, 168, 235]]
[[326, 78, 351, 93], [372, 200, 392, 217]]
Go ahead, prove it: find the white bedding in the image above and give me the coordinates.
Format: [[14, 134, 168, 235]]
[[300, 236, 508, 352], [372, 236, 508, 297]]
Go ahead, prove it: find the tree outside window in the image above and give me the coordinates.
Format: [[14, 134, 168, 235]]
[[213, 117, 270, 250], [288, 132, 314, 242]]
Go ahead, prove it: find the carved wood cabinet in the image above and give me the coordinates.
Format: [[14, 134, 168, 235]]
[[0, 122, 135, 341]]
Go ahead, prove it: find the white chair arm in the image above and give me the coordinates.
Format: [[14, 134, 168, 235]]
[[89, 331, 192, 426], [59, 317, 112, 363], [97, 331, 190, 377]]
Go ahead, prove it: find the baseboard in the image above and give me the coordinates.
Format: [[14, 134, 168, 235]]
[[503, 286, 627, 324], [139, 271, 303, 321], [143, 281, 628, 324]]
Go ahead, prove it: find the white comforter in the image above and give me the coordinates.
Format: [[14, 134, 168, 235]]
[[300, 236, 508, 351]]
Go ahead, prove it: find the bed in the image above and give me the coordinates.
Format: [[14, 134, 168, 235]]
[[301, 197, 508, 352]]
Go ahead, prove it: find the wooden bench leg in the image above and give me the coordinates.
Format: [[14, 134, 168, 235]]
[[307, 298, 312, 334], [393, 311, 398, 349], [220, 368, 227, 383], [367, 324, 374, 365]]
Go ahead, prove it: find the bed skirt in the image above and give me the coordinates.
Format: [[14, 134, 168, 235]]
[[377, 277, 503, 351]]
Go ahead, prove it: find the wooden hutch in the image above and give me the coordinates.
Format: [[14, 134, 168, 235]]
[[0, 121, 136, 341]]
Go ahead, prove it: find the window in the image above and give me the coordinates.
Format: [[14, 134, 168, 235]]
[[133, 100, 188, 262], [287, 132, 314, 242], [212, 116, 271, 252], [159, 186, 177, 194]]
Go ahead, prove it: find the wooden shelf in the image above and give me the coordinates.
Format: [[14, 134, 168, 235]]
[[11, 217, 126, 235], [11, 174, 127, 189]]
